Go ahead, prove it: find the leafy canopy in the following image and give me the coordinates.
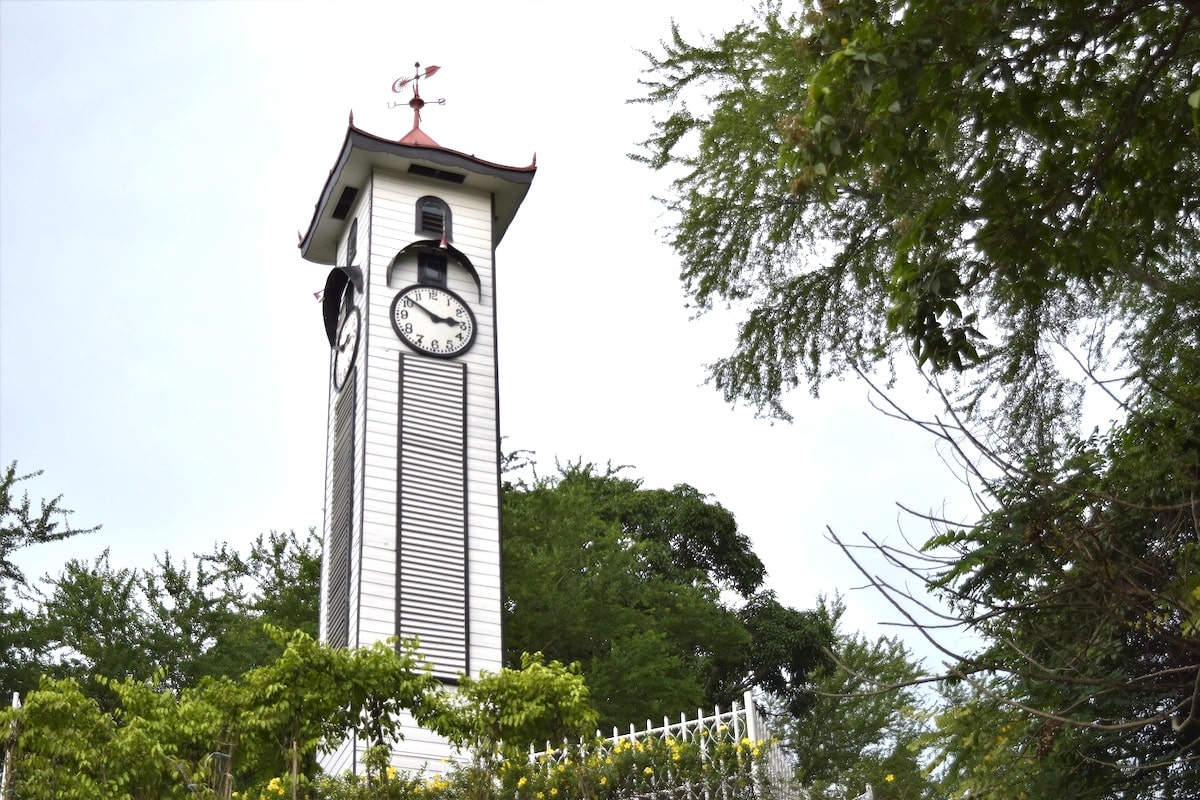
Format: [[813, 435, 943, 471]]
[[637, 1, 1200, 796], [636, 0, 1200, 440], [502, 461, 831, 728]]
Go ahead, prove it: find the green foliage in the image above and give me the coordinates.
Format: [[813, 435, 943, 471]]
[[919, 381, 1200, 798], [0, 462, 100, 588], [266, 725, 782, 800], [0, 462, 98, 700], [233, 629, 441, 788], [11, 529, 321, 706], [782, 597, 935, 800], [636, 0, 1200, 440], [502, 462, 832, 727], [430, 652, 599, 762], [1, 631, 438, 799], [3, 676, 187, 799], [495, 730, 776, 800], [638, 2, 1200, 796]]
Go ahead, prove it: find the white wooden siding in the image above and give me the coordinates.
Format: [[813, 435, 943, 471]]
[[320, 165, 507, 777]]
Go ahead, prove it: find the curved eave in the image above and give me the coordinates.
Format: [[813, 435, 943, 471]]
[[299, 125, 536, 265]]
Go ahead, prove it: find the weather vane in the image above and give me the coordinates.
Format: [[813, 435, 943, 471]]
[[389, 62, 445, 124]]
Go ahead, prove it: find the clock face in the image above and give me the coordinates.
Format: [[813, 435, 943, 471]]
[[390, 285, 476, 357], [333, 305, 360, 390]]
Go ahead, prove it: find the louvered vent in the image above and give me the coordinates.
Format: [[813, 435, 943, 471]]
[[397, 357, 467, 678], [415, 196, 452, 239], [420, 209, 445, 233], [326, 379, 354, 649]]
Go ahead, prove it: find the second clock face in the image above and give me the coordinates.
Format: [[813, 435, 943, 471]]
[[333, 305, 360, 391], [390, 285, 476, 357]]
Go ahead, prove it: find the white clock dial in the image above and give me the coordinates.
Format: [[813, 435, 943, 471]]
[[390, 285, 476, 357], [333, 306, 360, 390]]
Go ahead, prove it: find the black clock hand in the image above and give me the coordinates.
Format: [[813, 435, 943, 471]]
[[414, 302, 461, 326]]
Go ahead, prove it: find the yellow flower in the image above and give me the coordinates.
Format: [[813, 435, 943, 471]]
[[550, 790, 558, 797], [644, 766, 654, 775], [886, 773, 895, 783], [600, 777, 608, 786], [518, 776, 528, 788]]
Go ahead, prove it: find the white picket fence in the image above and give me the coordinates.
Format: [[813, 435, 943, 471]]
[[528, 691, 809, 799]]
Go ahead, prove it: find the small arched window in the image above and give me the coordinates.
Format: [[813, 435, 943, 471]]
[[415, 196, 452, 241], [346, 218, 358, 265]]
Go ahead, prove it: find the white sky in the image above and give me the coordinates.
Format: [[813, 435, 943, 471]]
[[0, 0, 970, 657]]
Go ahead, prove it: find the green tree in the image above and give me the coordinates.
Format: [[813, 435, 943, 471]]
[[0, 462, 98, 701], [0, 630, 439, 800], [502, 462, 831, 729], [29, 529, 321, 703], [636, 2, 1200, 795], [781, 597, 935, 800], [429, 650, 600, 800], [906, 382, 1200, 799], [636, 0, 1199, 438]]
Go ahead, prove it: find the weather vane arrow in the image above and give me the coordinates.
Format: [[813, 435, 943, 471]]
[[388, 62, 446, 112], [392, 62, 439, 94], [389, 62, 446, 145]]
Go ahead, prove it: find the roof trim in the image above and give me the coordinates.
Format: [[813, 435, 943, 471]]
[[299, 125, 536, 263]]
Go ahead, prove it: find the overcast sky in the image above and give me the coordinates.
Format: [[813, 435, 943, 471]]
[[0, 0, 971, 656]]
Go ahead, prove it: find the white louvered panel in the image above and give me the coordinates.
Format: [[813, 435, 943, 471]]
[[397, 355, 468, 679], [326, 375, 355, 649]]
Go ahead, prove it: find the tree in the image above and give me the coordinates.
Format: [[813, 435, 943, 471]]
[[0, 462, 98, 700], [897, 379, 1200, 799], [28, 529, 321, 704], [0, 630, 440, 800], [430, 651, 599, 783], [637, 0, 1199, 437], [636, 1, 1200, 795], [502, 462, 832, 729], [780, 597, 935, 800]]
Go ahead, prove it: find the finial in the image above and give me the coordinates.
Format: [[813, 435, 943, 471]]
[[349, 109, 354, 126], [389, 62, 445, 145]]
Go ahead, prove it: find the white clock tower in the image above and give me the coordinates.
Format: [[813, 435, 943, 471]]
[[298, 67, 535, 773]]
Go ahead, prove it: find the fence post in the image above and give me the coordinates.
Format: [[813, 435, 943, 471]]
[[2, 692, 20, 800], [743, 690, 759, 743]]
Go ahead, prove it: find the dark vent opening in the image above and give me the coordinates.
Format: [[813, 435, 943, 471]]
[[332, 186, 360, 220], [409, 164, 466, 184], [415, 196, 453, 240], [418, 252, 448, 286], [420, 210, 444, 233]]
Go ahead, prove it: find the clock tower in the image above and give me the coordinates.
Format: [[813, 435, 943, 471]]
[[298, 67, 535, 774]]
